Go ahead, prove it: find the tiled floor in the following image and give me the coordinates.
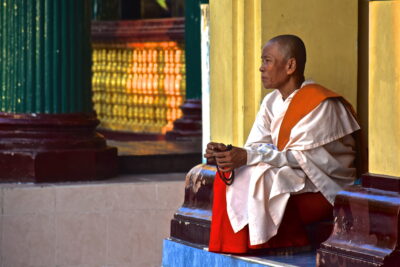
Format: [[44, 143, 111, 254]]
[[108, 140, 202, 156], [109, 140, 203, 174], [0, 173, 186, 267]]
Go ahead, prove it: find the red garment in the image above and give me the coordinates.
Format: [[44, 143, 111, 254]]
[[209, 171, 333, 254]]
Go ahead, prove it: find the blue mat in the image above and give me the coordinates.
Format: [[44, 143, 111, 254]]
[[162, 239, 316, 267]]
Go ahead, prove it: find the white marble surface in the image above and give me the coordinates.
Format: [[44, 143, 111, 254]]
[[0, 174, 185, 267]]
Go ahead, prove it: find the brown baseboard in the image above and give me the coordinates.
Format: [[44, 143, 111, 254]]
[[166, 99, 202, 141], [317, 173, 400, 266], [170, 164, 215, 246]]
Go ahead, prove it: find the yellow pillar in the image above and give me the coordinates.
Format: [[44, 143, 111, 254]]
[[317, 4, 400, 264], [209, 0, 262, 146], [369, 1, 400, 177]]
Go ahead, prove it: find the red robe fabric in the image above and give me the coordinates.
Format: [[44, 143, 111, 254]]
[[209, 84, 344, 254], [208, 170, 333, 253]]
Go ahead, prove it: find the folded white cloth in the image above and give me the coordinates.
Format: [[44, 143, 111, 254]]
[[226, 83, 360, 245]]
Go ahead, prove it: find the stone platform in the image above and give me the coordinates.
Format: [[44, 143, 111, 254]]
[[108, 140, 202, 174], [162, 238, 316, 267], [0, 173, 186, 267]]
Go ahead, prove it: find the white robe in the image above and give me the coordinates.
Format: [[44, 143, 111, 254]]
[[226, 86, 360, 245]]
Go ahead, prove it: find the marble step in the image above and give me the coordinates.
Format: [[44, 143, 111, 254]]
[[107, 140, 202, 174], [162, 238, 316, 267]]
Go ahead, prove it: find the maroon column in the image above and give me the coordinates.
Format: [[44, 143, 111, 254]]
[[166, 99, 202, 140], [0, 113, 117, 182]]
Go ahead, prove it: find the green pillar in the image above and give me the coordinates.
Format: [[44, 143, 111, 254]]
[[0, 0, 117, 182], [166, 0, 208, 140], [185, 0, 206, 99], [92, 0, 121, 21], [1, 0, 92, 113]]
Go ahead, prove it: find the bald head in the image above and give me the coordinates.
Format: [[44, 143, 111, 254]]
[[268, 34, 306, 76]]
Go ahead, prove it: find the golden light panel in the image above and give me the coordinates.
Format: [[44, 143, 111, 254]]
[[92, 41, 185, 134]]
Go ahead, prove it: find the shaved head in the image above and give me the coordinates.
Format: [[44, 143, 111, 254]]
[[268, 34, 306, 76]]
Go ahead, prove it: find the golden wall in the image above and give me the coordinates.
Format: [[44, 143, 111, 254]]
[[261, 0, 358, 105], [369, 1, 400, 177], [210, 0, 359, 146], [209, 0, 262, 146], [92, 42, 185, 134]]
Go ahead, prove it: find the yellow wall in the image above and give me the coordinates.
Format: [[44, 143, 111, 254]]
[[369, 1, 400, 177], [210, 0, 359, 146], [209, 0, 262, 146], [261, 0, 358, 105]]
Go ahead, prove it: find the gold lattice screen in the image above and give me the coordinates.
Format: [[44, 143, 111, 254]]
[[92, 41, 185, 134]]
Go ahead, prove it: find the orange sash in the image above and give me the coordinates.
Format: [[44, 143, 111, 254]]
[[277, 84, 355, 151]]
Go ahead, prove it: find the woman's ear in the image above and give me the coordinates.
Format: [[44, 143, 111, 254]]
[[286, 58, 297, 75]]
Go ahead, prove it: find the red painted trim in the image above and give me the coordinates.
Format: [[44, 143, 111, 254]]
[[92, 18, 184, 42]]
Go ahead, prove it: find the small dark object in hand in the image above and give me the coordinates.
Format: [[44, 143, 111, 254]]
[[216, 144, 235, 186]]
